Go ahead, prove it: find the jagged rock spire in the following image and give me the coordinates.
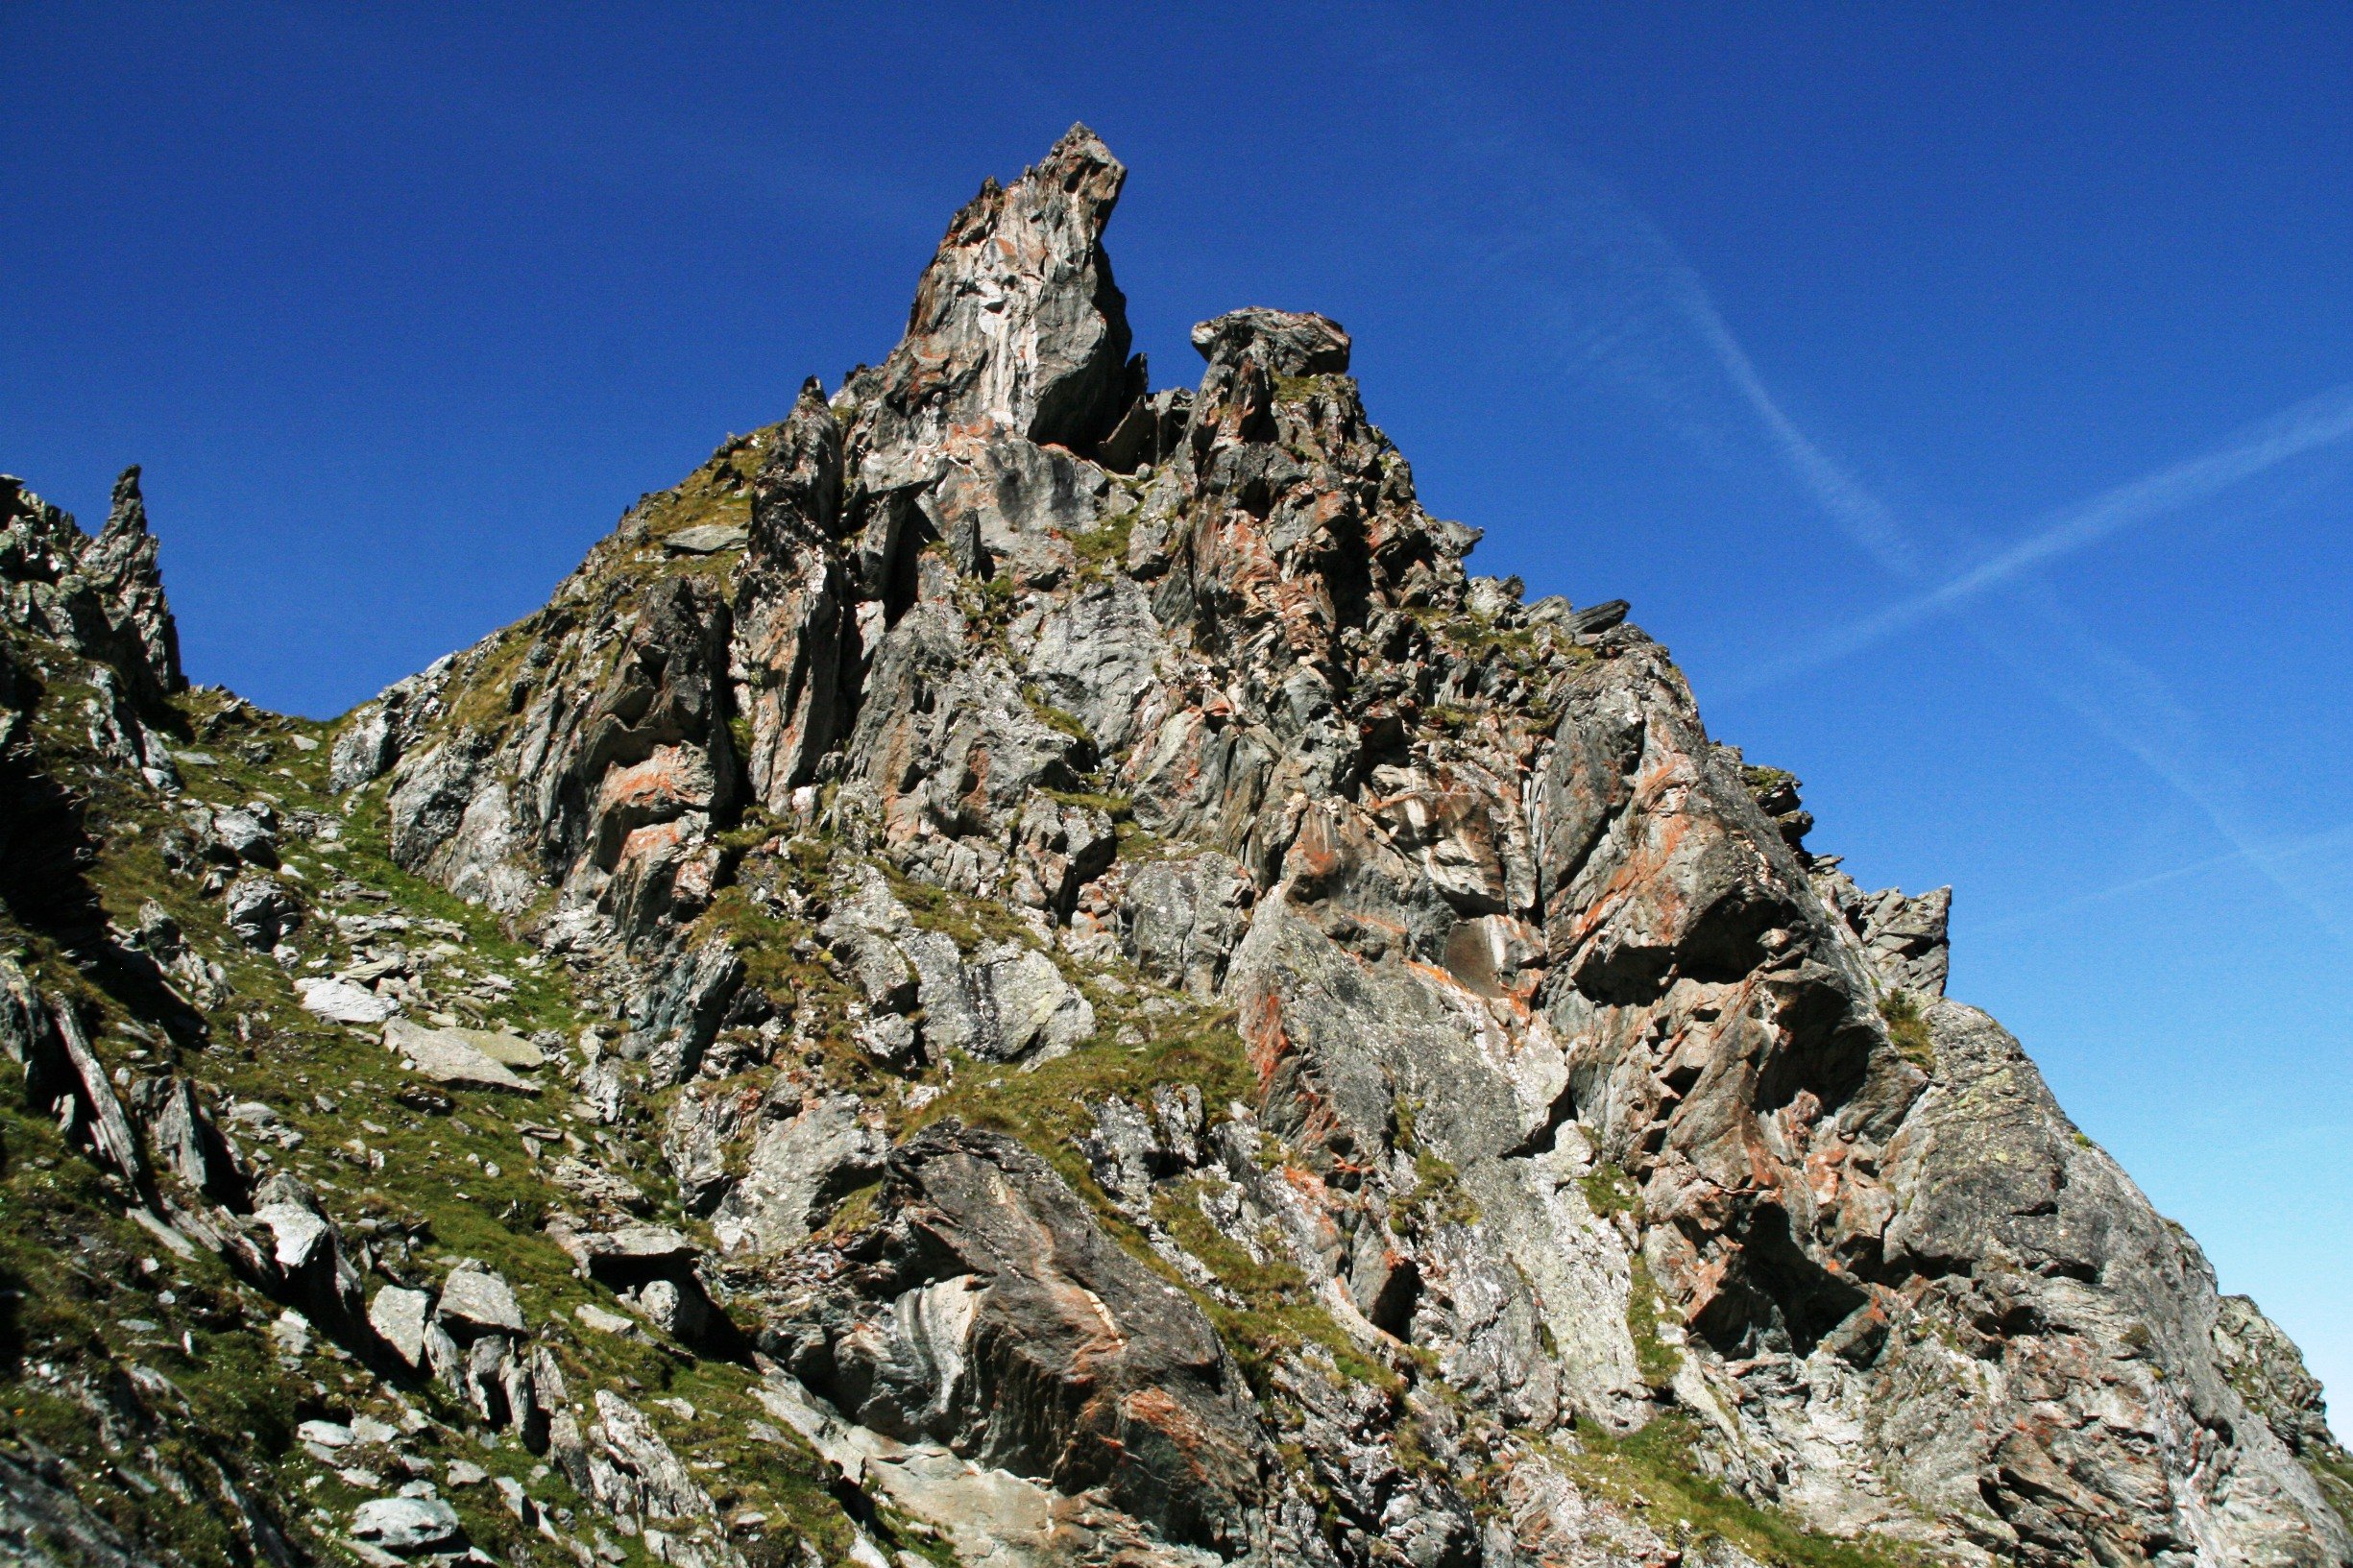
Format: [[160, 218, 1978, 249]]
[[105, 464, 149, 536], [859, 124, 1135, 458], [85, 464, 183, 695], [0, 463, 182, 701]]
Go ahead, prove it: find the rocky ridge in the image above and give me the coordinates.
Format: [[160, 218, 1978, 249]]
[[2, 124, 2347, 1568]]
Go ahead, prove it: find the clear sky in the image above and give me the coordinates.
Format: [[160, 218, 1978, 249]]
[[8, 4, 2349, 1404]]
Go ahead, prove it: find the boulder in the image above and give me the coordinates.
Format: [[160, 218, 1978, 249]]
[[207, 807, 279, 865], [852, 1011, 918, 1066], [146, 1075, 234, 1198], [662, 522, 747, 554], [369, 1286, 433, 1369], [546, 1156, 648, 1215], [223, 875, 301, 950], [298, 977, 399, 1025], [553, 1223, 698, 1275], [711, 1093, 886, 1253], [978, 942, 1094, 1060], [435, 1265, 524, 1337], [1565, 598, 1629, 635], [449, 1027, 544, 1069], [329, 703, 398, 792], [383, 1018, 535, 1094], [350, 1496, 460, 1554], [250, 1201, 334, 1273], [1077, 1097, 1164, 1208]]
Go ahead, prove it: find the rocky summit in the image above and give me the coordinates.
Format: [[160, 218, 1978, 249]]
[[1, 124, 2345, 1568]]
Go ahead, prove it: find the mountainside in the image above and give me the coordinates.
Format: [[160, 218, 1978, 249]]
[[3, 125, 2347, 1568]]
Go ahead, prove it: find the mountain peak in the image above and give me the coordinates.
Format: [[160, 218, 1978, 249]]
[[2, 135, 2346, 1568]]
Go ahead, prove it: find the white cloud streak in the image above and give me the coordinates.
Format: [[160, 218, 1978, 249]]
[[1737, 381, 2353, 690], [1972, 822, 2353, 936], [1668, 282, 1926, 579]]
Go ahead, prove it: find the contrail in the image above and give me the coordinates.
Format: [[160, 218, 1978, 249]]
[[1667, 278, 1925, 580], [1962, 578, 2353, 944], [1738, 381, 2353, 689], [1972, 822, 2353, 936], [1930, 382, 2353, 601], [1433, 146, 1928, 580]]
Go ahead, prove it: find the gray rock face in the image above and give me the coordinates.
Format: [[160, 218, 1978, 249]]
[[374, 559, 741, 929], [1026, 573, 1162, 754], [1122, 852, 1252, 998], [1816, 863, 1953, 995], [662, 1077, 758, 1214], [841, 606, 1088, 849], [1008, 791, 1115, 917], [1864, 1001, 2352, 1565], [329, 661, 449, 793], [628, 938, 743, 1087], [818, 868, 918, 1013], [899, 929, 1003, 1060], [924, 433, 1107, 588], [1099, 386, 1193, 473], [769, 1122, 1264, 1555], [739, 380, 856, 807], [1077, 1095, 1168, 1209], [2217, 1294, 2344, 1463], [711, 1091, 885, 1253], [889, 929, 1090, 1064], [0, 468, 182, 706]]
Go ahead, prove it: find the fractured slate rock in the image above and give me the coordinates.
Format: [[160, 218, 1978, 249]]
[[774, 1122, 1264, 1555]]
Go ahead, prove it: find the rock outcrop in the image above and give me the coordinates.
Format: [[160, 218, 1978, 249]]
[[1, 467, 183, 706], [3, 126, 2342, 1568]]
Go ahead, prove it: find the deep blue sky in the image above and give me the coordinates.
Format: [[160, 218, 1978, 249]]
[[9, 5, 2350, 1401]]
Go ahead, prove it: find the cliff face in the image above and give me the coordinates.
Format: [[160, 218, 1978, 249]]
[[3, 126, 2347, 1568]]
